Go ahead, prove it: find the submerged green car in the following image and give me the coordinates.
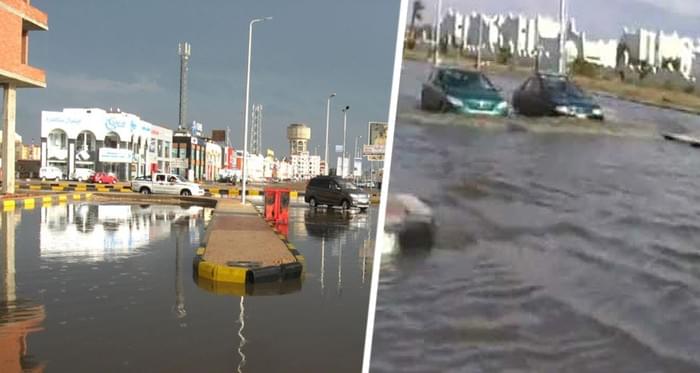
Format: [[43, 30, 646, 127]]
[[420, 66, 508, 116]]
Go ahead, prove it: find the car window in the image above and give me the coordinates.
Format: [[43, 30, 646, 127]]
[[156, 174, 165, 182], [441, 70, 496, 90], [524, 78, 540, 92], [541, 76, 585, 97], [337, 180, 358, 189]]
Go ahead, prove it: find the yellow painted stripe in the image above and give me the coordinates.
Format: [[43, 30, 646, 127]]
[[73, 194, 81, 200], [51, 186, 64, 191], [58, 195, 68, 202], [85, 193, 92, 199], [23, 198, 36, 209], [290, 191, 298, 199], [29, 185, 41, 190], [2, 200, 16, 211], [249, 189, 259, 196], [227, 189, 239, 197], [42, 196, 52, 203], [120, 188, 130, 193], [74, 187, 87, 191], [210, 188, 220, 195]]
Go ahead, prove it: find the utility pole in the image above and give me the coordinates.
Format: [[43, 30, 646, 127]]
[[341, 106, 349, 178], [559, 0, 567, 75], [324, 93, 336, 175], [433, 0, 442, 65], [476, 16, 483, 70], [178, 42, 191, 131]]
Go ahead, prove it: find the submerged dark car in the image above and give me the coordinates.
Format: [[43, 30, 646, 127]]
[[421, 66, 509, 116], [512, 73, 604, 120]]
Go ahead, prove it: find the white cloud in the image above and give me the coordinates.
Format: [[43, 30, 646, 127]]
[[48, 73, 162, 95], [633, 0, 700, 17]]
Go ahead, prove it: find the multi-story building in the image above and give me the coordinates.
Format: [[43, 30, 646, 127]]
[[41, 108, 172, 180], [1, 0, 48, 192], [290, 152, 321, 180]]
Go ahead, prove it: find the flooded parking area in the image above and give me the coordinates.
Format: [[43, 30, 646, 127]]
[[0, 202, 375, 372]]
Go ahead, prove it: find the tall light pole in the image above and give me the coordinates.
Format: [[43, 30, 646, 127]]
[[242, 16, 272, 204], [341, 106, 349, 178], [324, 93, 336, 175], [559, 0, 567, 75]]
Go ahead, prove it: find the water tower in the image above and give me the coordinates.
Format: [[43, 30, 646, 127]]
[[287, 123, 311, 156]]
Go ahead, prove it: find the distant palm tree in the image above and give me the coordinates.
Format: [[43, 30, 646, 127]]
[[406, 0, 425, 49], [410, 0, 425, 33]]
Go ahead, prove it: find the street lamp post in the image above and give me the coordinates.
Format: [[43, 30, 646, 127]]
[[324, 93, 336, 175], [341, 106, 349, 178], [242, 16, 272, 204]]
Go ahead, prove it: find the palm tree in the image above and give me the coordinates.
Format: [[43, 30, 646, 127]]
[[407, 0, 425, 48]]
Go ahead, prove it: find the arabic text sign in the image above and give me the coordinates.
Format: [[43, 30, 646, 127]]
[[99, 148, 133, 163]]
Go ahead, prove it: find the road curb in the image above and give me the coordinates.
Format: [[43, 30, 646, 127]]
[[1, 192, 93, 211]]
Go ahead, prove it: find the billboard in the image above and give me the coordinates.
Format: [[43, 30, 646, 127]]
[[363, 144, 384, 161], [353, 158, 362, 177], [212, 130, 226, 142], [368, 122, 388, 145]]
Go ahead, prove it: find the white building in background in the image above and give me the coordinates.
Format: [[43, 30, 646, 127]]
[[204, 141, 221, 181], [581, 38, 619, 68], [336, 156, 351, 178], [290, 152, 321, 180], [499, 13, 537, 57], [41, 108, 172, 180], [621, 28, 658, 66], [276, 159, 293, 181], [245, 153, 265, 182]]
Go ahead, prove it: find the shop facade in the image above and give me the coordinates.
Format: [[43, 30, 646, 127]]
[[41, 108, 172, 180]]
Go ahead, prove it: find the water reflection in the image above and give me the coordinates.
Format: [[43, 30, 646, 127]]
[[299, 208, 374, 294], [40, 204, 205, 261], [1, 210, 45, 372]]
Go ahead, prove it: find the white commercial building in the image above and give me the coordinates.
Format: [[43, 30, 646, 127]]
[[291, 152, 321, 180], [41, 108, 172, 180], [204, 141, 222, 181]]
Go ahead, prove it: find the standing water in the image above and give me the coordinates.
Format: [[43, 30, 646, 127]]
[[371, 61, 700, 373], [0, 202, 375, 372]]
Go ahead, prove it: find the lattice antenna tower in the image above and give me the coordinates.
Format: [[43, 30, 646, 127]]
[[178, 42, 191, 131], [250, 104, 263, 155]]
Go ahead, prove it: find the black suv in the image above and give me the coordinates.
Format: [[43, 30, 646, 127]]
[[305, 176, 370, 211]]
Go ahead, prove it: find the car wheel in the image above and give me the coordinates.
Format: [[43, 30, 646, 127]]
[[309, 197, 318, 208], [140, 187, 151, 195], [341, 199, 350, 210], [420, 92, 429, 111], [180, 189, 191, 196]]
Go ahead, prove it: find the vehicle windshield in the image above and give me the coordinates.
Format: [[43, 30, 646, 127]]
[[542, 76, 585, 97], [441, 69, 495, 90], [337, 180, 358, 189]]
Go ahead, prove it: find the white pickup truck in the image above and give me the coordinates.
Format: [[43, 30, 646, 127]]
[[130, 173, 205, 196]]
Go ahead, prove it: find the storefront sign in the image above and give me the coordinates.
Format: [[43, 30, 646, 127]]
[[99, 148, 133, 163], [171, 158, 188, 169]]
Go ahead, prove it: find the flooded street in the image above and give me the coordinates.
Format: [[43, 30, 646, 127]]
[[0, 202, 375, 372], [371, 61, 700, 372]]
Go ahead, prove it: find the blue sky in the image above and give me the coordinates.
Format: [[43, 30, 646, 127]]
[[418, 0, 700, 40], [19, 0, 401, 158]]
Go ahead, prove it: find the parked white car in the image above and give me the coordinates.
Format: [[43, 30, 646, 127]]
[[71, 168, 95, 182], [131, 173, 205, 196], [40, 166, 64, 181]]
